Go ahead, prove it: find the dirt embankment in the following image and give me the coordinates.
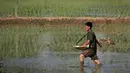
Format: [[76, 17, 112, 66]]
[[0, 17, 130, 25]]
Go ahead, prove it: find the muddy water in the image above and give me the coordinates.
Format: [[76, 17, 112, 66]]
[[0, 50, 130, 73]]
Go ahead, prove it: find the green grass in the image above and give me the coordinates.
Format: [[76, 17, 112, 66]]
[[0, 23, 130, 59], [0, 0, 130, 17], [94, 24, 130, 52], [0, 25, 42, 59]]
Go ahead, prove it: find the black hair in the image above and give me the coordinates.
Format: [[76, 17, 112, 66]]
[[85, 22, 93, 29]]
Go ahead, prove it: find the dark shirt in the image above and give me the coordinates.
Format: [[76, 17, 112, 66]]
[[87, 30, 97, 53]]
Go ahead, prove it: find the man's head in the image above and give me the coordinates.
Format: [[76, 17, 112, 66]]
[[85, 22, 93, 31]]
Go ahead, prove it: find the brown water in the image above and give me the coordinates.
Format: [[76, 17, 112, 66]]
[[0, 50, 130, 73]]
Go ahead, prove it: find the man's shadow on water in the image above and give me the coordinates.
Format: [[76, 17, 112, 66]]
[[80, 66, 101, 73]]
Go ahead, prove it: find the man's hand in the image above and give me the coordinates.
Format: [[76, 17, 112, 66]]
[[81, 44, 86, 47], [81, 40, 90, 47]]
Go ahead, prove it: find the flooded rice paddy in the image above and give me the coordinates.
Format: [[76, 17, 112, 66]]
[[0, 24, 130, 73], [0, 50, 130, 73]]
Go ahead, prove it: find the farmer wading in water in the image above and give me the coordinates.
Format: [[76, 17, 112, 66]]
[[80, 22, 102, 67]]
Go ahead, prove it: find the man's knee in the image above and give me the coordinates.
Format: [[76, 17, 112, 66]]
[[93, 60, 101, 65]]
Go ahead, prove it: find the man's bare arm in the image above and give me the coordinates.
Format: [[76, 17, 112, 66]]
[[96, 39, 102, 47], [81, 40, 90, 47]]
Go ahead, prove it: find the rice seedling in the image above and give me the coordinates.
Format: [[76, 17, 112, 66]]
[[0, 23, 130, 59], [0, 0, 130, 17]]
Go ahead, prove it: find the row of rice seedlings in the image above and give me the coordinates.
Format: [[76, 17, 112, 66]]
[[0, 24, 84, 59], [45, 23, 130, 53], [94, 24, 130, 52], [87, 4, 130, 17], [1, 4, 130, 17], [13, 5, 130, 17], [0, 23, 130, 59], [44, 23, 129, 53], [0, 25, 44, 59]]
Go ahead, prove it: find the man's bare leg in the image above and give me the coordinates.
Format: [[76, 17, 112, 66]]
[[80, 54, 85, 67], [80, 65, 85, 73], [94, 65, 101, 73], [93, 60, 102, 66]]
